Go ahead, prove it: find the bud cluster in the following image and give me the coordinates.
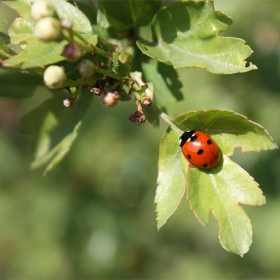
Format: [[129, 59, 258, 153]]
[[31, 0, 74, 43]]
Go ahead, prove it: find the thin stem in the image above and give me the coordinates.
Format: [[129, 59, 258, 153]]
[[94, 67, 123, 81], [151, 103, 183, 134], [65, 31, 111, 59]]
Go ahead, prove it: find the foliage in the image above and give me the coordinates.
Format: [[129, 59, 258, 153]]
[[0, 0, 278, 256]]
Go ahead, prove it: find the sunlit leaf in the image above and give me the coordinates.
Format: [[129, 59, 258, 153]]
[[156, 109, 277, 254], [173, 109, 278, 155], [155, 127, 186, 229], [187, 155, 265, 256], [137, 0, 257, 74]]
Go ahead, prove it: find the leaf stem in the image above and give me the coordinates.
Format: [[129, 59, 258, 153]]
[[151, 103, 183, 134], [94, 66, 123, 80]]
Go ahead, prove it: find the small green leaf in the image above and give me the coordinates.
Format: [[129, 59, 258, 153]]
[[173, 109, 278, 155], [21, 90, 93, 174], [4, 38, 67, 68], [187, 155, 265, 256], [142, 60, 183, 116], [102, 0, 161, 30], [156, 127, 186, 229], [137, 0, 256, 74], [31, 121, 81, 176]]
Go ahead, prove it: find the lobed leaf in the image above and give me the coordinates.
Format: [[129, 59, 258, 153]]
[[156, 109, 277, 254], [137, 0, 257, 74], [187, 155, 265, 256]]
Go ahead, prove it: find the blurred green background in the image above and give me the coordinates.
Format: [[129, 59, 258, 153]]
[[1, 0, 280, 278]]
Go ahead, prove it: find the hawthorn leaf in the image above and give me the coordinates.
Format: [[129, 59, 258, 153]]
[[156, 127, 186, 229], [4, 39, 67, 68], [172, 109, 278, 155], [187, 155, 266, 256], [21, 90, 93, 174], [156, 109, 277, 254], [102, 0, 161, 30], [137, 0, 257, 74], [31, 121, 81, 176], [3, 0, 96, 68]]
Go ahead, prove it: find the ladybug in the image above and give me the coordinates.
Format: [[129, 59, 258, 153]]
[[179, 130, 220, 169]]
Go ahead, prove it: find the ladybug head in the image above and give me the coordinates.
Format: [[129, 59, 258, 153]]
[[179, 130, 195, 147]]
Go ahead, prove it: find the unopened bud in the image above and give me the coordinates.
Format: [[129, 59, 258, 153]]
[[90, 87, 102, 96], [31, 0, 55, 21], [43, 65, 67, 89], [62, 43, 81, 61], [63, 97, 75, 107], [118, 52, 132, 64], [35, 17, 63, 42], [141, 97, 152, 106], [101, 91, 120, 107], [78, 59, 95, 77], [129, 111, 146, 125]]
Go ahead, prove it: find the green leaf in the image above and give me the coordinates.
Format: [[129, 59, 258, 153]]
[[3, 0, 96, 68], [0, 71, 42, 98], [31, 121, 81, 176], [21, 90, 93, 175], [4, 38, 67, 68], [156, 109, 277, 254], [137, 0, 257, 74], [102, 0, 161, 30], [172, 109, 278, 155], [187, 155, 265, 256], [155, 127, 186, 229], [142, 60, 183, 116]]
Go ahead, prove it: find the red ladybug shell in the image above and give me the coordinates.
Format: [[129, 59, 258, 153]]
[[179, 130, 220, 169]]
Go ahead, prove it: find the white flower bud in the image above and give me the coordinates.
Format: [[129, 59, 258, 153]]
[[31, 0, 55, 21], [35, 17, 62, 42], [101, 91, 120, 107], [78, 59, 95, 77], [43, 65, 67, 89], [63, 97, 75, 107]]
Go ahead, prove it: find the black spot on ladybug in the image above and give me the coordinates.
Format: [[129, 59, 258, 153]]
[[207, 139, 212, 145], [197, 149, 204, 155], [187, 154, 191, 159], [202, 163, 208, 168]]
